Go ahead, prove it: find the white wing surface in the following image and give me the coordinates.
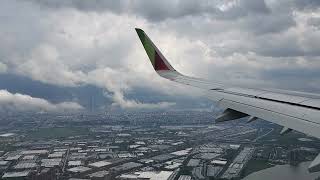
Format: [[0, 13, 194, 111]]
[[136, 28, 320, 172]]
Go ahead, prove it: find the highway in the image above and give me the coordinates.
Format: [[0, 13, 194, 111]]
[[253, 128, 274, 142]]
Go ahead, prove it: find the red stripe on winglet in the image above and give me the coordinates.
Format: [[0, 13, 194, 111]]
[[155, 52, 170, 70]]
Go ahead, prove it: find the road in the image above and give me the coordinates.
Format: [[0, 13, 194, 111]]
[[62, 148, 70, 173], [253, 128, 274, 142]]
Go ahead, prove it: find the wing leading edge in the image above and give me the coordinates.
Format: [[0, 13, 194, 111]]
[[135, 28, 320, 172]]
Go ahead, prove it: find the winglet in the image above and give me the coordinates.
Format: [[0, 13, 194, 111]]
[[135, 28, 175, 72]]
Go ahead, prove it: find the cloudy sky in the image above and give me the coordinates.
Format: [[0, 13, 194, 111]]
[[0, 0, 320, 113]]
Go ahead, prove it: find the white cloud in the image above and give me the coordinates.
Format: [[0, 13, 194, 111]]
[[110, 90, 176, 109], [0, 90, 83, 112]]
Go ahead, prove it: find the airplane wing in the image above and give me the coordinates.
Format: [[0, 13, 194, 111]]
[[135, 28, 320, 172]]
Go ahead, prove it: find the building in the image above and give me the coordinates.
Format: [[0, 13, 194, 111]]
[[211, 160, 227, 166], [2, 171, 34, 179], [5, 155, 21, 161], [14, 162, 37, 170], [21, 150, 49, 155], [68, 160, 82, 167], [187, 159, 200, 167], [111, 162, 143, 172], [206, 165, 222, 178], [87, 170, 110, 180], [221, 147, 255, 179], [118, 171, 174, 180], [33, 168, 57, 180], [0, 161, 10, 166], [22, 155, 37, 160], [48, 152, 65, 158], [41, 158, 62, 168], [89, 160, 112, 168], [67, 166, 91, 173], [178, 175, 192, 180]]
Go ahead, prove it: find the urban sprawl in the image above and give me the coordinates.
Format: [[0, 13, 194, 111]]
[[0, 111, 319, 180]]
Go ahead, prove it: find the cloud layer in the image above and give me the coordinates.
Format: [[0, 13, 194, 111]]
[[1, 0, 320, 111], [0, 89, 83, 113]]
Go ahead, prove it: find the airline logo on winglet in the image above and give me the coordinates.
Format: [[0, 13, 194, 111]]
[[135, 28, 173, 71]]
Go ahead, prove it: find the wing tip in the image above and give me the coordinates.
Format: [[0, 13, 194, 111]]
[[135, 28, 176, 72], [135, 28, 145, 39], [135, 28, 143, 32]]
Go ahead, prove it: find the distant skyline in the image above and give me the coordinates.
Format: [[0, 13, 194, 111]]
[[0, 0, 320, 112]]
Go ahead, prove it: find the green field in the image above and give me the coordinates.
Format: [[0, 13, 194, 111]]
[[28, 127, 89, 139]]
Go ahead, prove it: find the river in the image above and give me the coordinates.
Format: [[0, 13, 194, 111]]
[[243, 161, 320, 180]]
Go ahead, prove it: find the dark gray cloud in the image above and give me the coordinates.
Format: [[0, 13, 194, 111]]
[[293, 0, 320, 10], [259, 66, 320, 92], [29, 0, 218, 21], [29, 0, 272, 21], [26, 0, 297, 36], [215, 0, 270, 20], [308, 17, 320, 29], [242, 12, 295, 35]]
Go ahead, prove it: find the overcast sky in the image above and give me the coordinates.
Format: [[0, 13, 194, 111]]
[[1, 0, 320, 113]]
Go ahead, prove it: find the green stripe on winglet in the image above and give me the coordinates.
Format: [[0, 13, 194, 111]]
[[135, 28, 155, 67]]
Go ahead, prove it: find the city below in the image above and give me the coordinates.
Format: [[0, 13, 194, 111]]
[[0, 111, 319, 180]]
